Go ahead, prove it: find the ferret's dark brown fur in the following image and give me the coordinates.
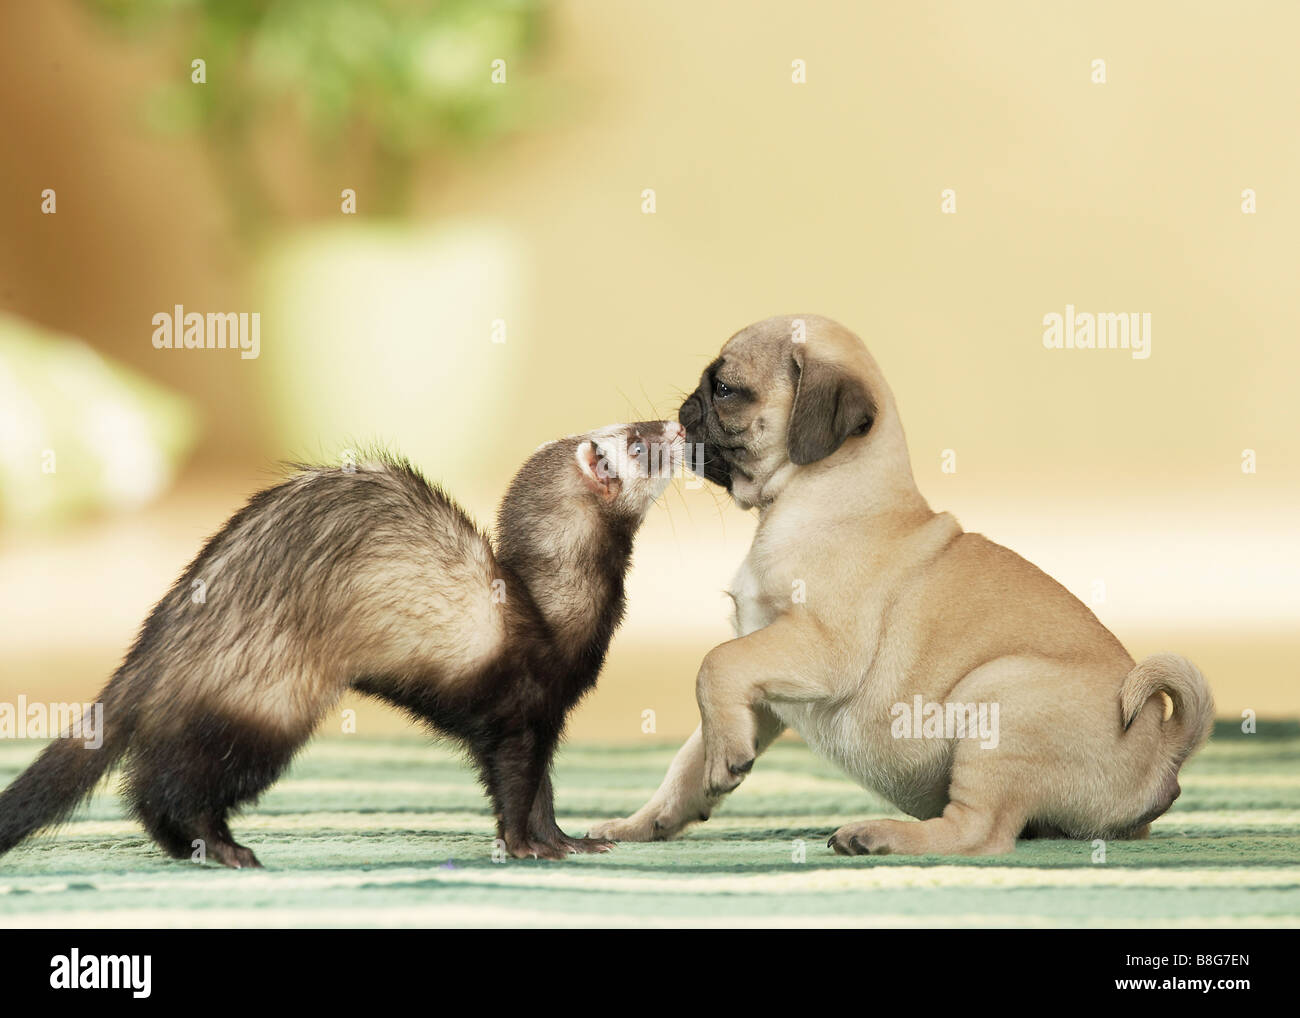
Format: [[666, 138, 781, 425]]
[[0, 421, 683, 865]]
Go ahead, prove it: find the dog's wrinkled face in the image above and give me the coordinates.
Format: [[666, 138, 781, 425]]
[[678, 316, 877, 508]]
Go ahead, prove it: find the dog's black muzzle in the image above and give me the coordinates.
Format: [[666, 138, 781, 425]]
[[678, 388, 733, 490]]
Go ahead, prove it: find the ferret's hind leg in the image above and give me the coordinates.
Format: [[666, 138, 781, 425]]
[[125, 711, 311, 868], [200, 818, 263, 869]]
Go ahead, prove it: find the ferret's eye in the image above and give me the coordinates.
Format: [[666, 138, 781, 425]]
[[714, 379, 732, 399], [629, 441, 647, 459]]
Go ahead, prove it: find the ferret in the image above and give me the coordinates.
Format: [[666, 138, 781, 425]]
[[0, 421, 685, 865]]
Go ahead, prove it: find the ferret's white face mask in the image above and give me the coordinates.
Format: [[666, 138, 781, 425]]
[[574, 422, 685, 516]]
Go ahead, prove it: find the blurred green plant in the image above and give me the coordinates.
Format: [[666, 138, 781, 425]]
[[0, 313, 198, 526], [85, 0, 547, 226]]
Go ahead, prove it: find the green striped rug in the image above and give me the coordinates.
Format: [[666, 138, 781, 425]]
[[1, 721, 1298, 928]]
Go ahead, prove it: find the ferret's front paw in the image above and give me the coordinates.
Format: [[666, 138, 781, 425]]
[[505, 837, 569, 861], [559, 835, 615, 854]]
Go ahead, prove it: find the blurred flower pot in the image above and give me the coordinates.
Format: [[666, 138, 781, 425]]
[[255, 221, 526, 492]]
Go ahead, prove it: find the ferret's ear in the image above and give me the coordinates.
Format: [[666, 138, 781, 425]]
[[575, 440, 621, 500]]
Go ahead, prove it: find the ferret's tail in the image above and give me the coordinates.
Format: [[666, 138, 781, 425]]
[[1120, 652, 1215, 764], [0, 668, 137, 856]]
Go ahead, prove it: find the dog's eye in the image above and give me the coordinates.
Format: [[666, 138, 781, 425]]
[[714, 379, 732, 399]]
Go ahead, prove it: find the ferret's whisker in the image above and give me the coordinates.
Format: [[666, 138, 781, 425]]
[[659, 487, 680, 550], [613, 385, 640, 423], [637, 379, 666, 421]]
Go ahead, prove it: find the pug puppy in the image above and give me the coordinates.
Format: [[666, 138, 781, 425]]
[[591, 314, 1213, 855]]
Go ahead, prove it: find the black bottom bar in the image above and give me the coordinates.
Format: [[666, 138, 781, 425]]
[[0, 928, 1288, 1004]]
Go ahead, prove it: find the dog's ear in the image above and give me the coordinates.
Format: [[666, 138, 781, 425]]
[[787, 346, 877, 465]]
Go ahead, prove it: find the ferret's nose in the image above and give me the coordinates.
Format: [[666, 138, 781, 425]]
[[663, 421, 685, 442]]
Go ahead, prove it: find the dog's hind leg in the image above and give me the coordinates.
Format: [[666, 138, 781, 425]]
[[1018, 820, 1070, 840], [829, 802, 1021, 857], [829, 744, 1026, 857]]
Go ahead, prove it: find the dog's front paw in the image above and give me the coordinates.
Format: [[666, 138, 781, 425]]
[[701, 711, 758, 797], [702, 740, 755, 798], [587, 815, 652, 842], [588, 811, 683, 843]]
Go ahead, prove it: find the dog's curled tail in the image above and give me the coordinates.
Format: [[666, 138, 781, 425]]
[[0, 668, 136, 857], [1120, 652, 1215, 764]]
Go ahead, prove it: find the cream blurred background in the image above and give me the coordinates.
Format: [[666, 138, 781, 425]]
[[0, 1, 1296, 741]]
